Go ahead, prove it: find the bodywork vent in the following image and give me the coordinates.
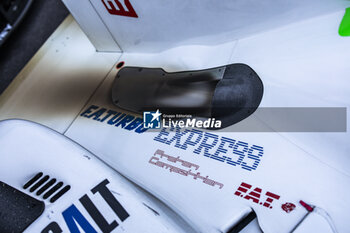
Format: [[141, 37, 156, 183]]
[[23, 172, 71, 203]]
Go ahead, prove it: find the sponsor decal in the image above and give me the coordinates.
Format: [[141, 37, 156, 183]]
[[154, 127, 264, 171], [282, 202, 296, 213], [80, 105, 264, 171], [149, 149, 224, 189], [234, 182, 296, 213], [101, 0, 138, 18], [41, 179, 129, 233], [80, 105, 148, 133], [234, 182, 280, 209]]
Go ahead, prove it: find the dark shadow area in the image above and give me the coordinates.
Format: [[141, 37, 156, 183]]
[[0, 0, 68, 95]]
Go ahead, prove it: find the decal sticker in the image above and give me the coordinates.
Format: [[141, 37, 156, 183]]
[[282, 202, 296, 213], [80, 105, 148, 133], [154, 127, 264, 171], [102, 0, 138, 18], [234, 182, 280, 209], [149, 149, 224, 189], [339, 7, 350, 36], [41, 179, 129, 233], [234, 182, 297, 213]]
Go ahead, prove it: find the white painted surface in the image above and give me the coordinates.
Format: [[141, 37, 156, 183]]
[[229, 11, 350, 177], [66, 0, 349, 52], [293, 211, 335, 233], [116, 40, 237, 72], [61, 0, 121, 52]]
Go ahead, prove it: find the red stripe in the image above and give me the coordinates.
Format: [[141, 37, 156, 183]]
[[300, 200, 314, 212], [241, 182, 252, 188]]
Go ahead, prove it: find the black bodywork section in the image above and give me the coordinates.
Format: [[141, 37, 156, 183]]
[[211, 64, 264, 129], [0, 181, 44, 233], [112, 63, 263, 129], [227, 211, 258, 233]]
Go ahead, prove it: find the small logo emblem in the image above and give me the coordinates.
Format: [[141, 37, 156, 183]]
[[144, 110, 161, 129], [282, 202, 296, 213], [101, 0, 138, 18]]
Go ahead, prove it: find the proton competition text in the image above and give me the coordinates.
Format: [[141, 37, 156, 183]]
[[154, 127, 264, 171]]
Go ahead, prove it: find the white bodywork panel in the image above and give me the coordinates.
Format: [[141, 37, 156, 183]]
[[0, 119, 194, 233], [61, 0, 121, 52], [0, 4, 350, 233], [64, 36, 350, 232], [229, 10, 350, 177], [293, 210, 336, 233], [61, 0, 350, 52]]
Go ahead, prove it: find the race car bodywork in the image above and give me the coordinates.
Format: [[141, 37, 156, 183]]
[[0, 0, 350, 232], [0, 119, 195, 233]]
